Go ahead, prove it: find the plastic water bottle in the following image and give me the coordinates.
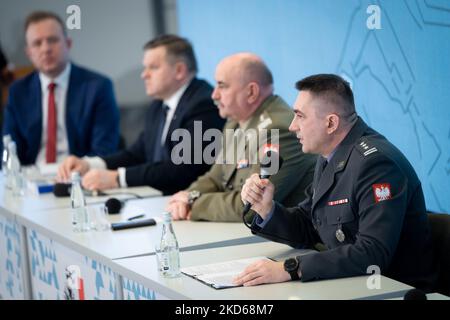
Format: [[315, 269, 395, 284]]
[[2, 135, 12, 179], [156, 212, 180, 277], [7, 141, 24, 196], [70, 171, 90, 232]]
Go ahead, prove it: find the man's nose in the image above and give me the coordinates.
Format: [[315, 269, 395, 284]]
[[211, 87, 220, 101]]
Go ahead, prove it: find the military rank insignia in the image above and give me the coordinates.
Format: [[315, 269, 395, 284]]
[[237, 159, 249, 169]]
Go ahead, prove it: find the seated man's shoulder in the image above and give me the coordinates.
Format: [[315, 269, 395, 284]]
[[353, 134, 412, 174], [72, 64, 113, 85], [263, 98, 294, 129], [190, 78, 213, 94], [9, 70, 38, 92]]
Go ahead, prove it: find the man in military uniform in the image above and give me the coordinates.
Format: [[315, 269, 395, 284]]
[[237, 74, 437, 292], [166, 53, 316, 222]]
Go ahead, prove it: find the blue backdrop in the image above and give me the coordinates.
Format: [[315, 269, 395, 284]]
[[178, 0, 450, 213]]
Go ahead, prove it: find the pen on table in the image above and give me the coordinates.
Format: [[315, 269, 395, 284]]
[[128, 214, 145, 221]]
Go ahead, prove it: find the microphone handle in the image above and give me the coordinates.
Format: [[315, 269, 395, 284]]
[[243, 202, 252, 215], [242, 174, 271, 215]]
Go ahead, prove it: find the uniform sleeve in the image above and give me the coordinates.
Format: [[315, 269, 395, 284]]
[[252, 184, 320, 248], [187, 163, 225, 194], [298, 155, 410, 281], [189, 163, 259, 222]]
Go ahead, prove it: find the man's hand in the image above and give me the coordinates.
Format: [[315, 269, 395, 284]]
[[58, 156, 90, 182], [82, 169, 119, 190], [166, 191, 192, 220], [167, 191, 190, 205], [241, 173, 275, 219], [232, 260, 290, 287], [165, 201, 192, 220]]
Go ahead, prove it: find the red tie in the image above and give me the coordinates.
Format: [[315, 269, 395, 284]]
[[46, 82, 57, 163]]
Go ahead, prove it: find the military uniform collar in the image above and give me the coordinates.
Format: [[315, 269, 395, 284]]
[[311, 117, 368, 207], [225, 94, 279, 131], [244, 95, 279, 129]]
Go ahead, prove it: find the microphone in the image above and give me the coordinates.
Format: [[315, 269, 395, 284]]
[[53, 183, 71, 197], [105, 197, 124, 214], [403, 288, 427, 300], [53, 183, 106, 198], [242, 150, 284, 216], [103, 192, 146, 214]]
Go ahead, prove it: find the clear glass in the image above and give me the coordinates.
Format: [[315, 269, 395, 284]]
[[7, 141, 24, 196], [2, 135, 11, 179], [91, 206, 110, 231], [71, 173, 90, 232]]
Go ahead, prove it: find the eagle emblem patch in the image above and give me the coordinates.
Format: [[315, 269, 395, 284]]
[[372, 183, 392, 203]]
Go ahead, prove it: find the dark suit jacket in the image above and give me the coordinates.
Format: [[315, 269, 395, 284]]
[[103, 78, 225, 195], [3, 63, 120, 165], [251, 117, 437, 292]]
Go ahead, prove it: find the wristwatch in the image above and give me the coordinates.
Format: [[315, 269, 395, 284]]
[[188, 190, 201, 205], [283, 257, 300, 281]]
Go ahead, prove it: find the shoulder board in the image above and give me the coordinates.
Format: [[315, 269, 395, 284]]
[[355, 138, 378, 157], [258, 113, 273, 130]]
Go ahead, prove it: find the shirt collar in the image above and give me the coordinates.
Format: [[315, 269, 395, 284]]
[[39, 62, 71, 91], [325, 147, 338, 163], [163, 80, 191, 111]]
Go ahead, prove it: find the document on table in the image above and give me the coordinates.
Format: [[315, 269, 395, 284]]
[[181, 256, 271, 289]]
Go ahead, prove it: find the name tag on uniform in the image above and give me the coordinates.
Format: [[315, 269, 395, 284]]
[[237, 159, 249, 169], [327, 198, 349, 206]]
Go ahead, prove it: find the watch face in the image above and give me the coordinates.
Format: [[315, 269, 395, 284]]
[[284, 258, 298, 272]]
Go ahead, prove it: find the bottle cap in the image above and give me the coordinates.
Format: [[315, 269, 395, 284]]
[[3, 134, 11, 144], [162, 212, 172, 222], [71, 171, 81, 181]]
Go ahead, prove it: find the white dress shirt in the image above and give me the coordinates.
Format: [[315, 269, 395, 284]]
[[36, 63, 71, 166], [85, 80, 191, 188]]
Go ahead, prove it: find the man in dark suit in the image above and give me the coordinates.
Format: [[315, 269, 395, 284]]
[[2, 11, 119, 166], [58, 35, 225, 195], [237, 74, 437, 292]]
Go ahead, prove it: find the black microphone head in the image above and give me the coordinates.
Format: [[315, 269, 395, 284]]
[[260, 150, 284, 178], [403, 288, 427, 300], [105, 197, 123, 214], [53, 183, 71, 197]]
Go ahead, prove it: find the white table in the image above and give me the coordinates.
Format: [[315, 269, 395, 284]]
[[112, 241, 413, 300], [0, 181, 161, 300], [1, 191, 259, 299], [16, 196, 257, 261]]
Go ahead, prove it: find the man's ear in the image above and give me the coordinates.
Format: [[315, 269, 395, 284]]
[[174, 61, 188, 80], [247, 82, 260, 104], [326, 114, 340, 134]]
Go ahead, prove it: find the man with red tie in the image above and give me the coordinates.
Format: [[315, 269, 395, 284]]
[[2, 11, 119, 166]]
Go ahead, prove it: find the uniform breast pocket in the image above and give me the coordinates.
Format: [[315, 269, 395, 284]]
[[325, 205, 358, 245], [235, 167, 256, 187]]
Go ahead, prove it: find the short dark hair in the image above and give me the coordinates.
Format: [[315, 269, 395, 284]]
[[24, 11, 67, 37], [295, 74, 355, 117], [143, 34, 198, 74]]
